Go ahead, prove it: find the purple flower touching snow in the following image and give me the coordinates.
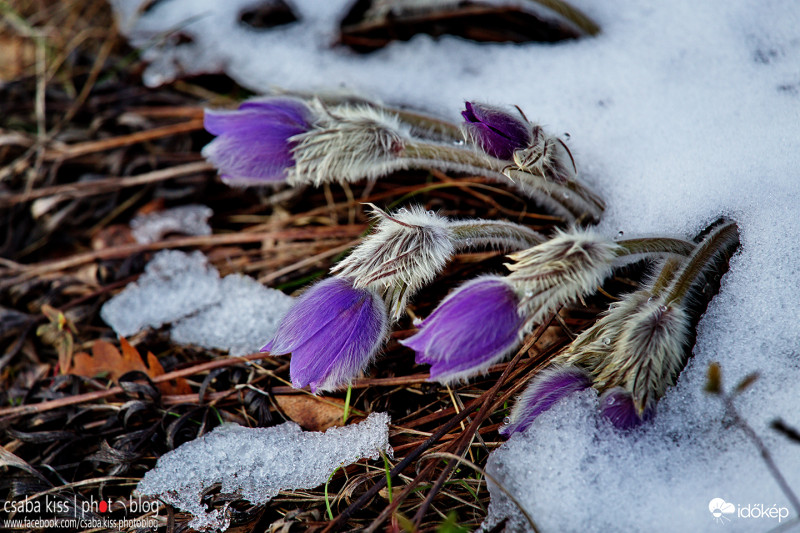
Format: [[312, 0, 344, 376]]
[[202, 97, 312, 185], [600, 388, 652, 429], [461, 102, 531, 160], [400, 276, 524, 384], [262, 277, 387, 393], [501, 366, 592, 436]]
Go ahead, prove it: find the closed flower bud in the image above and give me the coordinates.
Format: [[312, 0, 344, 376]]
[[401, 276, 524, 384], [202, 97, 312, 185], [501, 366, 592, 435], [262, 277, 388, 393], [331, 205, 454, 320], [461, 102, 531, 160], [506, 228, 622, 326], [599, 388, 653, 429], [289, 103, 407, 186]]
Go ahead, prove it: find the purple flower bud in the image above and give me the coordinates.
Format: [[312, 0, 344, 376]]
[[599, 388, 652, 429], [262, 277, 387, 393], [501, 366, 591, 436], [400, 276, 524, 384], [461, 102, 531, 160], [202, 97, 313, 185]]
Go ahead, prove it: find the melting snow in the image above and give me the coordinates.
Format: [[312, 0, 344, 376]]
[[101, 250, 293, 354], [130, 204, 213, 244], [136, 412, 391, 532]]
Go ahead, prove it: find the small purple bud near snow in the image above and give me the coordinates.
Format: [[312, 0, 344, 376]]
[[202, 97, 312, 185], [600, 388, 651, 429], [501, 366, 591, 436], [262, 277, 387, 393], [461, 102, 531, 160], [400, 276, 523, 384]]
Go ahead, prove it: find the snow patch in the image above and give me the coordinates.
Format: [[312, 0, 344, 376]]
[[136, 412, 391, 532], [130, 204, 213, 244], [101, 250, 293, 354]]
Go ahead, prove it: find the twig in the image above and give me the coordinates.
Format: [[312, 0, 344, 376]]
[[0, 353, 266, 419], [321, 400, 481, 532], [722, 395, 800, 516], [0, 225, 366, 289], [43, 119, 204, 161], [411, 317, 555, 527], [419, 452, 539, 532], [0, 161, 213, 207]]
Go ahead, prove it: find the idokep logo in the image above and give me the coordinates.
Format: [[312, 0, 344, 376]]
[[709, 497, 791, 525], [709, 498, 735, 524]]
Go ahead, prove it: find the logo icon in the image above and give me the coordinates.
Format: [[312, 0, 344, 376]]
[[709, 498, 736, 524]]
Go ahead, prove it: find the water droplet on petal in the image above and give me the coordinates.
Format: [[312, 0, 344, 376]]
[[525, 290, 534, 298], [603, 337, 611, 346], [563, 132, 571, 140], [617, 230, 624, 238], [607, 396, 616, 405], [465, 238, 473, 246], [502, 416, 511, 425], [659, 305, 668, 312], [563, 193, 570, 199], [455, 139, 465, 146], [647, 296, 654, 303]]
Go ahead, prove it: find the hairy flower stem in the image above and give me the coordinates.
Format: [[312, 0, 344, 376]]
[[534, 0, 601, 35], [664, 220, 740, 305], [650, 256, 685, 296], [616, 237, 695, 258], [449, 220, 545, 250], [403, 141, 602, 223], [391, 108, 464, 140]]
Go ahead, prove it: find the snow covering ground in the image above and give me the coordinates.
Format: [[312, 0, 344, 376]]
[[109, 0, 800, 530]]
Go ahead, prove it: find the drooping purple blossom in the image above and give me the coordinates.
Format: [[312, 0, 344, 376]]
[[262, 277, 387, 393], [400, 276, 524, 384], [501, 366, 592, 436], [202, 97, 313, 185], [599, 388, 652, 429], [461, 102, 531, 160]]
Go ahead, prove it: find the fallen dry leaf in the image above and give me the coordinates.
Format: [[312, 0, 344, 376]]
[[274, 394, 346, 431], [71, 337, 191, 396]]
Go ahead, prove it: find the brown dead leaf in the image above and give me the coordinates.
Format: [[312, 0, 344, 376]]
[[274, 394, 345, 431], [71, 338, 191, 396]]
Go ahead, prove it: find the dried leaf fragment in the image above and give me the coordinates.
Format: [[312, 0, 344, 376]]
[[71, 338, 191, 395]]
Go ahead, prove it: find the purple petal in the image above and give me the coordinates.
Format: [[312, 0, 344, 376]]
[[202, 97, 312, 184], [263, 277, 387, 393], [401, 276, 523, 383], [501, 366, 591, 436], [461, 102, 531, 160], [600, 388, 652, 430]]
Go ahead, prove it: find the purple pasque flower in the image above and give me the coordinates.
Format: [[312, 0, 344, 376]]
[[202, 97, 313, 185], [262, 277, 387, 393], [400, 276, 524, 384], [599, 388, 653, 429], [461, 102, 531, 160], [501, 366, 591, 436]]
